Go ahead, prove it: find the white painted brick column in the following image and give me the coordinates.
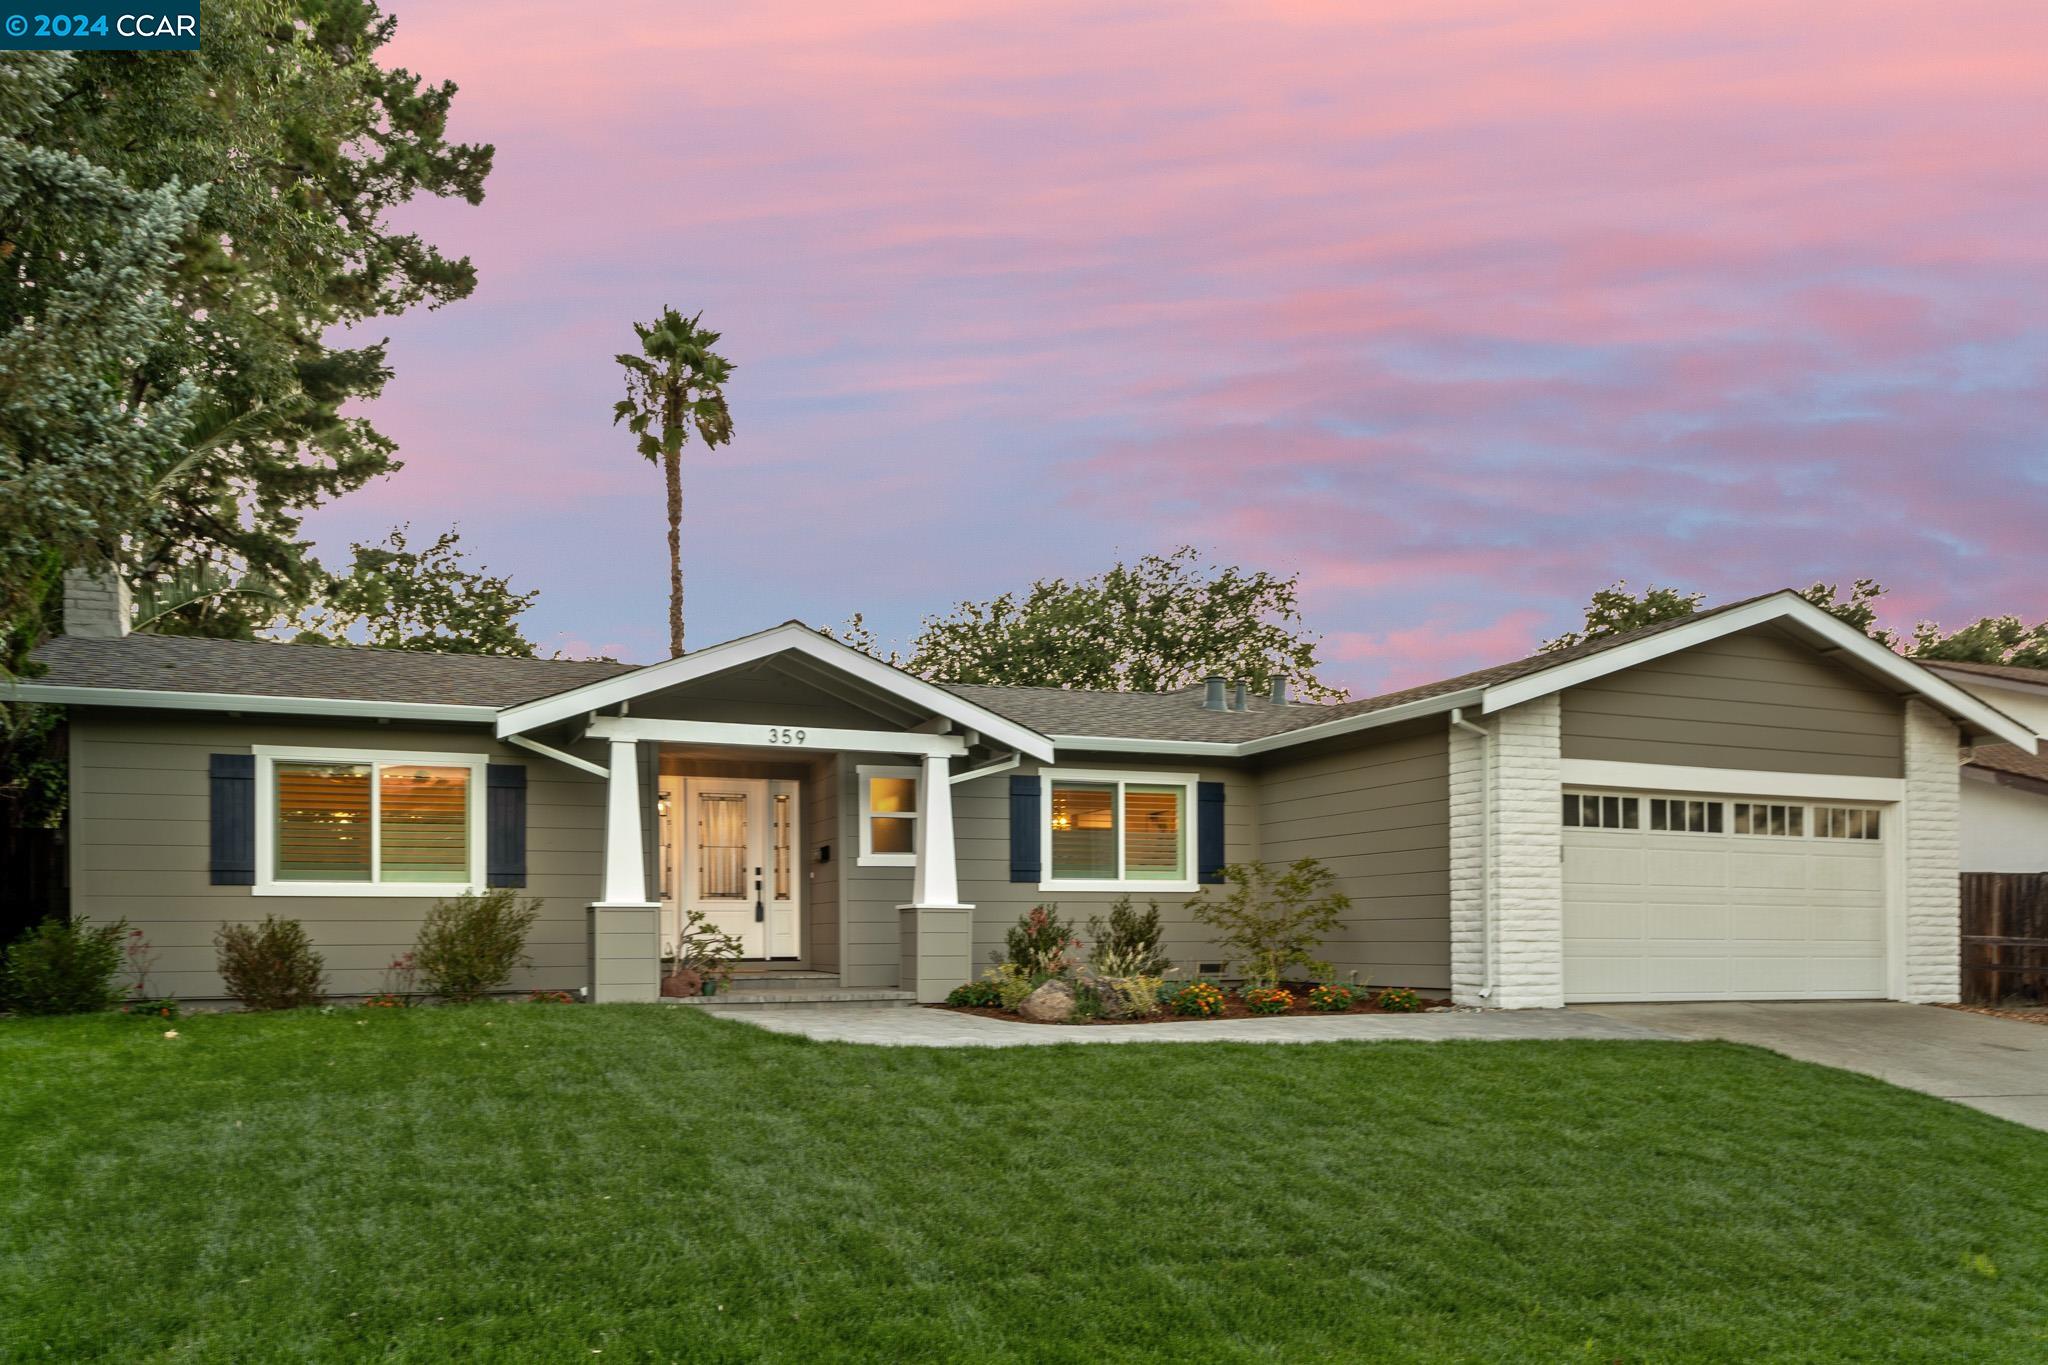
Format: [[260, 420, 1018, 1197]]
[[1448, 718, 1487, 1005], [1900, 699, 1962, 1003], [1447, 696, 1564, 1009]]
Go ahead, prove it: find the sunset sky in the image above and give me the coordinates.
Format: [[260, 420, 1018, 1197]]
[[325, 0, 2048, 693]]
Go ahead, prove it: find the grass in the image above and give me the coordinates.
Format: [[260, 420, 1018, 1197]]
[[2, 1007, 2045, 1362]]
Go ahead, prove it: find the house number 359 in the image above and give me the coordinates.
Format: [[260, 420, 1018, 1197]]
[[765, 727, 808, 745]]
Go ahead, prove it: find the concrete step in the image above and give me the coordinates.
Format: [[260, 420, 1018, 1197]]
[[677, 988, 919, 1012]]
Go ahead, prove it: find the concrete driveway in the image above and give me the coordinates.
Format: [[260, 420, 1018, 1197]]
[[1577, 1002, 2048, 1131]]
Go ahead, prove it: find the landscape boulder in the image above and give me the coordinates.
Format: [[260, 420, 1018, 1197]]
[[1018, 978, 1077, 1023]]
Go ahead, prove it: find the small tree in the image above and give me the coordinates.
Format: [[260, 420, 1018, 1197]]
[[215, 916, 327, 1011], [1185, 859, 1350, 987], [1086, 896, 1171, 977], [285, 525, 542, 657], [414, 888, 539, 1002], [1, 916, 128, 1015]]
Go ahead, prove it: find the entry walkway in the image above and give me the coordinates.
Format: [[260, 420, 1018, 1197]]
[[692, 1004, 1675, 1047]]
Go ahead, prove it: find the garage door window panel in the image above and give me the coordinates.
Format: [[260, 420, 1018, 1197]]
[[1563, 793, 1638, 829]]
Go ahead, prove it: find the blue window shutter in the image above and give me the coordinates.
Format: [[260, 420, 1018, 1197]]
[[487, 764, 527, 888], [209, 753, 256, 886], [1009, 774, 1041, 883], [1197, 781, 1226, 884]]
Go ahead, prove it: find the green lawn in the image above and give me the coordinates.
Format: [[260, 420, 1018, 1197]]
[[2, 1008, 2044, 1363]]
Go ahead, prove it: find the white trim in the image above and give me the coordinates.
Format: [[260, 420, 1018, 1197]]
[[856, 763, 920, 867], [494, 622, 1055, 761], [1038, 766, 1199, 894], [584, 716, 968, 758], [1048, 735, 1242, 757], [1558, 759, 1905, 803], [251, 744, 489, 898], [1480, 591, 2039, 750], [1237, 689, 1486, 756], [8, 683, 495, 724], [505, 734, 606, 778], [951, 752, 1020, 785]]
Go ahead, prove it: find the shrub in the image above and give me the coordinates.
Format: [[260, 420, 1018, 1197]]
[[1, 916, 129, 1015], [1307, 982, 1356, 1013], [215, 916, 327, 1011], [667, 907, 743, 988], [1003, 905, 1080, 977], [414, 889, 539, 1003], [1184, 858, 1351, 988], [980, 962, 1036, 1010], [526, 989, 575, 1005], [1243, 985, 1295, 1015], [1169, 980, 1226, 1018], [1375, 986, 1423, 1013], [1086, 896, 1172, 977], [946, 980, 1003, 1008], [361, 993, 405, 1009], [1115, 974, 1166, 1016]]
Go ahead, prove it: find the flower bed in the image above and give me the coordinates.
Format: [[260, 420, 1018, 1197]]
[[935, 981, 1452, 1026]]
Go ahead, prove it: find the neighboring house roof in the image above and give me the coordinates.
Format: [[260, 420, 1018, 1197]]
[[1921, 659, 2048, 688], [14, 588, 2038, 755], [1970, 743, 2048, 787]]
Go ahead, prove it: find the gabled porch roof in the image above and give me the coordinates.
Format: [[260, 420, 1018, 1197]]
[[494, 621, 1055, 761]]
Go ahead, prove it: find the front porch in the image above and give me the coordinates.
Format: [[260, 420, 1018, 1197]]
[[490, 623, 1054, 1006]]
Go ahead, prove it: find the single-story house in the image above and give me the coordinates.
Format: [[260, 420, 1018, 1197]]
[[16, 573, 2040, 1008], [1919, 660, 2048, 875]]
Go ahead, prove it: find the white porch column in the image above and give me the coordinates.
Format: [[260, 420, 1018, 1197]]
[[899, 751, 973, 1002], [909, 751, 963, 908], [600, 738, 647, 905], [589, 737, 659, 1003]]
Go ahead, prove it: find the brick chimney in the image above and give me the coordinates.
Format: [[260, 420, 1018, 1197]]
[[63, 567, 131, 638]]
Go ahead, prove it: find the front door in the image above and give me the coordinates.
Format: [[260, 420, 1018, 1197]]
[[678, 777, 801, 960]]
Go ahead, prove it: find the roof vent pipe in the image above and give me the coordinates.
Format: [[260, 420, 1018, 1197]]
[[1268, 673, 1288, 705], [1202, 675, 1228, 711], [1232, 680, 1248, 712]]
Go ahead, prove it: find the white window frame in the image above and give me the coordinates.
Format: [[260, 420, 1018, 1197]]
[[857, 763, 920, 867], [252, 745, 489, 897], [1039, 767, 1199, 893]]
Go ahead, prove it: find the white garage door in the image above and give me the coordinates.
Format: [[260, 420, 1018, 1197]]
[[1563, 791, 1890, 1002]]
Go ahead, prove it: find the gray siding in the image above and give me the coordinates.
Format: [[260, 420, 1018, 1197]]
[[1256, 726, 1451, 990], [837, 752, 919, 988], [69, 711, 606, 1000], [1560, 626, 1905, 778], [803, 757, 840, 970], [955, 754, 1261, 984]]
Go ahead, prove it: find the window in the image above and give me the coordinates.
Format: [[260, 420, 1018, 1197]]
[[1562, 793, 1638, 830], [257, 748, 485, 895], [1815, 805, 1882, 840], [1041, 769, 1197, 891], [1733, 802, 1805, 837], [858, 764, 919, 866], [1648, 798, 1723, 834]]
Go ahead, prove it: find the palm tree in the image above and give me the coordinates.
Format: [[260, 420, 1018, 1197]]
[[613, 309, 735, 657]]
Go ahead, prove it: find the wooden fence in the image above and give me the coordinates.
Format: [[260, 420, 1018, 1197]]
[[1961, 872, 2048, 1006]]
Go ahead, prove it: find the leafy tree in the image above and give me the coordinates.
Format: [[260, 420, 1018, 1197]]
[[1542, 582, 1704, 651], [1798, 579, 1897, 648], [1185, 859, 1351, 988], [861, 546, 1346, 700], [1545, 578, 1901, 651], [286, 526, 541, 657], [1907, 616, 2048, 669], [612, 308, 735, 658], [12, 3, 494, 635], [0, 51, 202, 641]]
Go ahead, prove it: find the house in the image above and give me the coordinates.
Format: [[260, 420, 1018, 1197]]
[[16, 573, 2039, 1008], [1917, 660, 2048, 875]]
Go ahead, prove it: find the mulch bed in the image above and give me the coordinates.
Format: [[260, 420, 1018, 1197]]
[[1934, 1002, 2048, 1026], [933, 987, 1455, 1026]]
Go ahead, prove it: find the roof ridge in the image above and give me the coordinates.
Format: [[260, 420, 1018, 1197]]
[[112, 630, 635, 668]]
